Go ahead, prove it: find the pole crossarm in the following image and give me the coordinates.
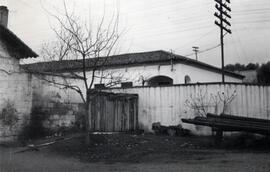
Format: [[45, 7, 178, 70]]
[[215, 5, 231, 18], [214, 0, 231, 11], [214, 0, 232, 83], [214, 21, 232, 34], [214, 12, 231, 26]]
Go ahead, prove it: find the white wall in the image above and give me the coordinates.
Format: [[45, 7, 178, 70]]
[[107, 84, 270, 135], [33, 61, 242, 111], [74, 63, 242, 88]]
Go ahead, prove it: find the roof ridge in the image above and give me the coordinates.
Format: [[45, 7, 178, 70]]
[[0, 25, 38, 58], [21, 50, 244, 79], [22, 50, 166, 65]]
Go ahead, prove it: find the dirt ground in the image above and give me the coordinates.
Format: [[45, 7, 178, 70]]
[[1, 133, 270, 172]]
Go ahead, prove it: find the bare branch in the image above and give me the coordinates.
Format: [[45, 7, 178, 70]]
[[38, 1, 122, 136], [36, 74, 86, 104], [0, 69, 19, 75]]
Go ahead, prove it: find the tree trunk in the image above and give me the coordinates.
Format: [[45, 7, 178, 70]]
[[84, 92, 91, 144], [215, 129, 223, 146]]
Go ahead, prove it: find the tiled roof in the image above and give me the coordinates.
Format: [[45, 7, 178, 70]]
[[0, 25, 38, 58], [22, 50, 244, 79]]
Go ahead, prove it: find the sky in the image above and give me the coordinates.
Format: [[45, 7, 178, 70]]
[[1, 0, 270, 67]]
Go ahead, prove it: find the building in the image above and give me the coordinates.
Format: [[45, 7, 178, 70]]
[[23, 50, 244, 88], [22, 50, 246, 133], [0, 6, 38, 140], [0, 5, 245, 136]]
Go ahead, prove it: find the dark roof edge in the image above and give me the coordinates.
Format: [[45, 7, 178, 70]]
[[21, 50, 244, 79], [0, 25, 38, 58]]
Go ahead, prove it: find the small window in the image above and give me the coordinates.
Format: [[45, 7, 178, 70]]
[[94, 84, 105, 89], [184, 75, 191, 84], [121, 82, 133, 88], [148, 75, 173, 86]]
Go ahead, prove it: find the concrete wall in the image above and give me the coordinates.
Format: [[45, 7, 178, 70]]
[[107, 83, 270, 135]]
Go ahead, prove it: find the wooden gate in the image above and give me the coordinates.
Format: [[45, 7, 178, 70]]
[[88, 92, 138, 132]]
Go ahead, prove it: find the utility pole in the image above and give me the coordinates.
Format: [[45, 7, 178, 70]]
[[170, 49, 174, 71], [192, 46, 199, 61], [214, 0, 232, 83]]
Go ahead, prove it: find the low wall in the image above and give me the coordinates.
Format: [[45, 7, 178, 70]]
[[0, 73, 84, 141], [31, 75, 84, 131], [106, 83, 270, 135]]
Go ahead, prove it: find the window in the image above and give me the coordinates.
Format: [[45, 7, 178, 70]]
[[184, 75, 191, 84], [121, 82, 133, 88], [147, 75, 173, 86], [94, 84, 105, 89]]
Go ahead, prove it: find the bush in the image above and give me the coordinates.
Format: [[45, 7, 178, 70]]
[[257, 61, 270, 84]]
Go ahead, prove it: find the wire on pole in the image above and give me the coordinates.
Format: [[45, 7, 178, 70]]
[[214, 0, 232, 83]]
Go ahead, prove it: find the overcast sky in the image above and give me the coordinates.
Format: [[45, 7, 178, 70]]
[[1, 0, 270, 67]]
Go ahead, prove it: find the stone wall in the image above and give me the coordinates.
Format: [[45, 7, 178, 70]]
[[0, 36, 34, 141], [0, 63, 84, 141], [31, 75, 84, 131], [0, 68, 32, 141]]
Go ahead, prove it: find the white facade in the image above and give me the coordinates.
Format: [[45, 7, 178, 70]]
[[75, 62, 243, 88], [49, 60, 244, 101]]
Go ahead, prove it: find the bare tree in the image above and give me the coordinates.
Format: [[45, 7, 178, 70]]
[[185, 89, 237, 117], [185, 89, 213, 117], [28, 1, 122, 142]]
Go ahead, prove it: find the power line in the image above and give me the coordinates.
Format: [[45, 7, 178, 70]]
[[199, 44, 221, 54], [234, 20, 270, 24], [184, 44, 221, 57], [231, 24, 248, 61], [234, 7, 270, 13], [177, 29, 215, 50]]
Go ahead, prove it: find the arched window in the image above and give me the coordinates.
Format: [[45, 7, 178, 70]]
[[147, 75, 173, 86], [184, 75, 191, 84]]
